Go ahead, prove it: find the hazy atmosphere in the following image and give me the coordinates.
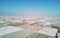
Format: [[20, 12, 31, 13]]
[[0, 0, 60, 16]]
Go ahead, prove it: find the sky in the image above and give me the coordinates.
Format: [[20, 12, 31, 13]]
[[0, 0, 60, 16]]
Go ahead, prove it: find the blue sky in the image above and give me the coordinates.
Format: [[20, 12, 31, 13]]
[[0, 0, 60, 16]]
